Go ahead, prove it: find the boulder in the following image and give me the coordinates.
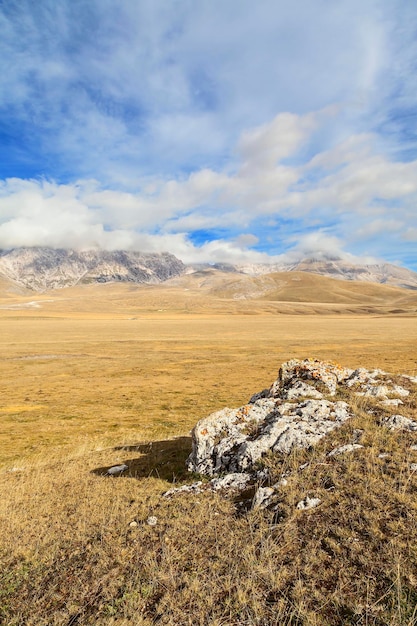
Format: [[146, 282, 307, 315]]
[[186, 358, 416, 479]]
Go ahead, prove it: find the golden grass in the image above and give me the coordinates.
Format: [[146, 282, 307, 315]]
[[0, 281, 417, 624]]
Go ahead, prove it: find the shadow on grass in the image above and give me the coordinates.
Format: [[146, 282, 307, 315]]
[[92, 436, 192, 483]]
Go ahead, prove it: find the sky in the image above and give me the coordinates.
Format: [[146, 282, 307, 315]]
[[0, 0, 417, 270]]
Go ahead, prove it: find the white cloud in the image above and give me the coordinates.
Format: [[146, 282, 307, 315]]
[[0, 105, 417, 269], [238, 112, 317, 174], [1, 0, 408, 182]]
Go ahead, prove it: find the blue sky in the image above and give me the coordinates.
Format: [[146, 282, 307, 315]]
[[0, 0, 417, 269]]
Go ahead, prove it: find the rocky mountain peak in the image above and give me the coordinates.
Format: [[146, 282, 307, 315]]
[[0, 247, 186, 291]]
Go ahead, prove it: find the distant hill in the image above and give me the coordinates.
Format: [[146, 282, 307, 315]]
[[167, 269, 417, 309], [199, 257, 417, 290], [0, 248, 186, 292]]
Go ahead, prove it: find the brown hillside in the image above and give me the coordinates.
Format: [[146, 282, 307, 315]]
[[169, 269, 417, 306]]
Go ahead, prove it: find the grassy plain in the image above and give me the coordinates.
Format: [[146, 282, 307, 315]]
[[1, 277, 417, 624]]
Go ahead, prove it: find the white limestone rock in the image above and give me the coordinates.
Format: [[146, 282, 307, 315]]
[[162, 473, 252, 498], [209, 473, 252, 492], [391, 385, 410, 397], [282, 380, 323, 400], [187, 397, 351, 476], [278, 358, 352, 396], [327, 444, 364, 457], [185, 358, 417, 485], [163, 482, 203, 497], [381, 415, 417, 432], [382, 399, 404, 407], [296, 496, 321, 510], [252, 487, 276, 510], [105, 464, 128, 476]]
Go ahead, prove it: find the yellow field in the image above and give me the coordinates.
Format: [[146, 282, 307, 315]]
[[1, 280, 417, 625], [1, 280, 416, 466]]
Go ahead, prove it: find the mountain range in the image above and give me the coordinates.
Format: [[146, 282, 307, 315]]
[[200, 257, 417, 290], [0, 248, 185, 292], [0, 247, 417, 292]]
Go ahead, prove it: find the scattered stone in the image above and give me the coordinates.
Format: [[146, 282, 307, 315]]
[[378, 453, 390, 459], [163, 482, 203, 497], [391, 385, 410, 397], [210, 473, 252, 492], [147, 516, 158, 526], [255, 468, 270, 481], [345, 368, 387, 388], [327, 444, 364, 457], [252, 487, 276, 510], [296, 496, 321, 510], [403, 375, 417, 384], [163, 473, 252, 498], [382, 399, 404, 407], [356, 385, 390, 399], [274, 477, 288, 488], [105, 464, 128, 476], [410, 464, 417, 472], [129, 521, 138, 528], [410, 445, 417, 451], [381, 415, 417, 432]]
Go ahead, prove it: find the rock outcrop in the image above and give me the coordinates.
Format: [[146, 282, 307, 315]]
[[185, 358, 416, 479], [161, 358, 417, 515]]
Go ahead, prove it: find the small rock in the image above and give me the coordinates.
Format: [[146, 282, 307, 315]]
[[403, 374, 417, 384], [273, 477, 288, 488], [410, 464, 417, 472], [378, 453, 390, 459], [361, 385, 390, 399], [296, 496, 321, 510], [163, 481, 203, 497], [105, 464, 128, 476], [147, 516, 158, 526], [381, 415, 417, 432], [252, 486, 275, 510], [327, 444, 364, 457], [410, 445, 417, 451], [255, 468, 270, 481], [129, 521, 138, 528], [382, 399, 404, 407], [391, 385, 410, 397], [210, 473, 252, 492]]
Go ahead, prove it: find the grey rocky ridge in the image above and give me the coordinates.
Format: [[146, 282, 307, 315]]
[[164, 358, 417, 508], [1, 246, 417, 291], [0, 247, 186, 291]]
